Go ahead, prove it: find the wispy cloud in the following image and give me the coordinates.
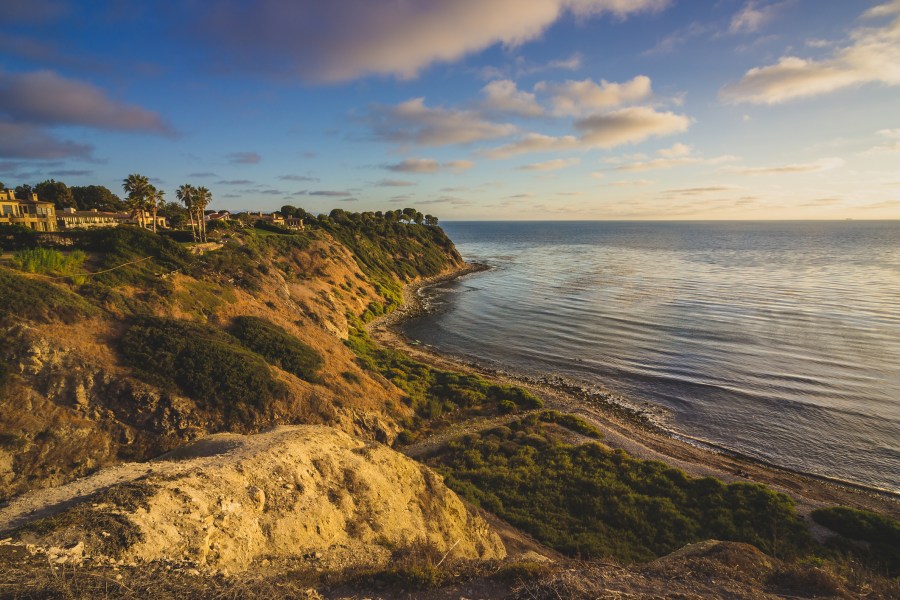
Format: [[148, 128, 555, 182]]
[[720, 2, 900, 104], [228, 152, 261, 164], [729, 157, 845, 175], [278, 174, 319, 182], [518, 158, 580, 171], [485, 107, 690, 158], [613, 143, 738, 171], [374, 179, 417, 187], [362, 98, 516, 146], [47, 169, 93, 176], [730, 1, 788, 34], [216, 179, 255, 185], [384, 158, 474, 173]]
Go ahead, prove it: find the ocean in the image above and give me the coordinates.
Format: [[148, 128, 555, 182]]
[[402, 221, 900, 493]]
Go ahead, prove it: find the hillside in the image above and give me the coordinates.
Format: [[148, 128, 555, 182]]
[[0, 215, 462, 500], [0, 215, 898, 599]]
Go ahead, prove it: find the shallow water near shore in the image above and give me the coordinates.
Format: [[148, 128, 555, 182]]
[[402, 221, 900, 493]]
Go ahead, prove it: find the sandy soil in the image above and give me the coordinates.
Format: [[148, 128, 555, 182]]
[[369, 264, 900, 521]]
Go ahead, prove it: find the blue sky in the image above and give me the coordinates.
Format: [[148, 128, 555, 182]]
[[1, 0, 898, 219]]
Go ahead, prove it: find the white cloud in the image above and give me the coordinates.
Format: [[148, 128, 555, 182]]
[[613, 143, 737, 171], [657, 142, 692, 158], [536, 75, 652, 116], [863, 0, 900, 18], [518, 158, 581, 171], [730, 1, 785, 34], [729, 157, 845, 175], [484, 106, 690, 158], [720, 4, 900, 103], [481, 80, 544, 117], [575, 106, 691, 148], [878, 128, 900, 138], [363, 97, 516, 146], [198, 0, 671, 83], [483, 133, 580, 159]]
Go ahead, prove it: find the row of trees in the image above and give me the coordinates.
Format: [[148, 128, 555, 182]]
[[121, 174, 212, 242], [4, 180, 126, 213]]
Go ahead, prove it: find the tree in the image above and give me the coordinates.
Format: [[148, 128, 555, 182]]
[[194, 186, 212, 242], [34, 179, 75, 209], [122, 173, 151, 229], [71, 185, 124, 212], [0, 181, 5, 190], [424, 214, 438, 227], [157, 201, 189, 229], [147, 185, 165, 233], [176, 184, 198, 241], [14, 184, 34, 201]]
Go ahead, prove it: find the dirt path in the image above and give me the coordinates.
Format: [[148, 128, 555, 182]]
[[369, 265, 900, 520]]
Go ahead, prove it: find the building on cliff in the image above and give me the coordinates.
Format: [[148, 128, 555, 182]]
[[0, 190, 57, 232], [57, 207, 133, 229]]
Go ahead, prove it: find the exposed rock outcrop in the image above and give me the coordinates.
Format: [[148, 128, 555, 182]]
[[3, 425, 505, 573]]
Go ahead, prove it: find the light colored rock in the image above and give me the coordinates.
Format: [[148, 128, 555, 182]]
[[7, 426, 505, 573]]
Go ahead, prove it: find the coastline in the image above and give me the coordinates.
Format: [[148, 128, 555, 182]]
[[369, 262, 900, 520]]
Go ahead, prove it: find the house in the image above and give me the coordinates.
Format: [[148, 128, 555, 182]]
[[0, 190, 57, 232], [242, 211, 286, 226], [283, 217, 305, 230], [204, 211, 231, 223], [57, 207, 132, 229], [133, 211, 168, 230]]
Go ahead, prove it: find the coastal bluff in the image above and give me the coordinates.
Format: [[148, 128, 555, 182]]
[[1, 425, 505, 573]]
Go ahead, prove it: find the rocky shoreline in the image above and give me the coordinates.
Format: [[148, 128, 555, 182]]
[[369, 263, 900, 520]]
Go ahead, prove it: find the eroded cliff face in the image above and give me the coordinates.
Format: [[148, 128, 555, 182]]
[[2, 426, 505, 573], [0, 224, 463, 500]]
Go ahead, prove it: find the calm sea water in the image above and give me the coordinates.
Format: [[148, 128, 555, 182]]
[[403, 221, 900, 493]]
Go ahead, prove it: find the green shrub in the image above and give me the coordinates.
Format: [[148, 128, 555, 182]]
[[812, 507, 900, 575], [119, 316, 285, 422], [229, 316, 324, 382], [0, 224, 38, 250], [12, 247, 86, 280], [0, 267, 97, 323], [75, 226, 192, 287], [538, 410, 603, 439], [431, 416, 812, 564], [346, 326, 542, 430]]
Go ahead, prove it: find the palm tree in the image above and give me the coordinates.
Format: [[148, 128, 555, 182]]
[[148, 185, 165, 233], [176, 184, 198, 241], [122, 173, 150, 229], [194, 186, 212, 242]]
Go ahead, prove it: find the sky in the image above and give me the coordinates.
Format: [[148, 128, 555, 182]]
[[1, 0, 899, 220]]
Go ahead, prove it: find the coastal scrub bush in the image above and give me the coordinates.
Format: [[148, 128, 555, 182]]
[[316, 209, 462, 311], [12, 247, 86, 280], [431, 414, 813, 563], [346, 326, 542, 432], [119, 316, 285, 422], [0, 266, 97, 323], [72, 226, 193, 289], [812, 506, 900, 575], [229, 316, 324, 382]]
